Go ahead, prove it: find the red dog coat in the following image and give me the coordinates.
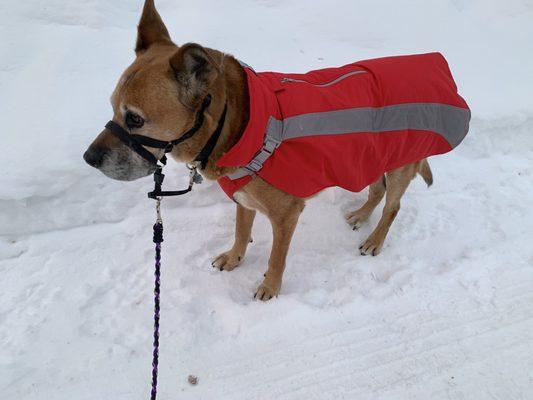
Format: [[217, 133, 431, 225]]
[[216, 52, 470, 199]]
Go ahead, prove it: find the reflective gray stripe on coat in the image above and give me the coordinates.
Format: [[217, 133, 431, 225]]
[[228, 102, 470, 181]]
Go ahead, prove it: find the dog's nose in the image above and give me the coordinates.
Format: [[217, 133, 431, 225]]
[[83, 146, 107, 168]]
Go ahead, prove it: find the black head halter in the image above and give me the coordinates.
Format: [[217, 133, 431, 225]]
[[105, 95, 221, 166], [104, 94, 227, 198]]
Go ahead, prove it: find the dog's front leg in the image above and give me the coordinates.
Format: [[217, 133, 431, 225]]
[[212, 203, 256, 271], [255, 203, 302, 301]]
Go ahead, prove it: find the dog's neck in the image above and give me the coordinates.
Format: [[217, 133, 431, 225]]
[[170, 52, 250, 181]]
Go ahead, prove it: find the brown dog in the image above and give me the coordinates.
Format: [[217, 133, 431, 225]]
[[84, 0, 434, 300]]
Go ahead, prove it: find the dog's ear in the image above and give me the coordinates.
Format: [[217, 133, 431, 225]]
[[169, 43, 220, 107], [135, 0, 172, 53]]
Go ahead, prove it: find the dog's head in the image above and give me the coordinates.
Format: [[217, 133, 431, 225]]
[[83, 0, 221, 180]]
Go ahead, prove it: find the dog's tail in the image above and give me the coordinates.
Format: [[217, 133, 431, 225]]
[[418, 159, 433, 187]]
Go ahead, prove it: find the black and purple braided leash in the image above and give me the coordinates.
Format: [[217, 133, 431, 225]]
[[150, 201, 164, 400], [146, 166, 202, 399]]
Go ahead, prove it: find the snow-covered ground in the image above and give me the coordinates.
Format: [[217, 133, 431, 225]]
[[1, 1, 533, 399]]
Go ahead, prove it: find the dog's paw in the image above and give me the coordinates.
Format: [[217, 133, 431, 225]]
[[345, 210, 369, 230], [359, 236, 384, 256], [211, 250, 243, 271], [254, 280, 279, 301]]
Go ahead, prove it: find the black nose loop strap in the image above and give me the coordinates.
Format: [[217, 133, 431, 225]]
[[104, 94, 213, 166], [105, 120, 161, 165]]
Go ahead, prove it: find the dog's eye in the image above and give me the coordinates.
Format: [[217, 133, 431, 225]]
[[125, 112, 144, 129]]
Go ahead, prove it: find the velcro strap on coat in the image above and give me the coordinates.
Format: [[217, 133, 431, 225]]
[[227, 118, 282, 180]]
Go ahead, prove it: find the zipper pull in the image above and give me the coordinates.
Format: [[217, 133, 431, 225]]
[[281, 77, 298, 83]]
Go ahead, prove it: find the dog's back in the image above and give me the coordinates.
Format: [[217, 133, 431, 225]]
[[218, 52, 470, 199]]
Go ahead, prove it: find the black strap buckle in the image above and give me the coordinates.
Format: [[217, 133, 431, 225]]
[[147, 166, 165, 199], [147, 165, 198, 199]]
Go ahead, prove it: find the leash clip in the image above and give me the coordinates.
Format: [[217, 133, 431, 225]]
[[155, 197, 162, 224]]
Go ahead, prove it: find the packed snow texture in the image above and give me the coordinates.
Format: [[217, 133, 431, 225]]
[[1, 1, 533, 399]]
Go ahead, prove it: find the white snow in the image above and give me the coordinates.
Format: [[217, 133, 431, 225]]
[[1, 1, 533, 399]]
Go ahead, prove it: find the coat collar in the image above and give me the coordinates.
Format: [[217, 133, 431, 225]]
[[216, 68, 283, 168]]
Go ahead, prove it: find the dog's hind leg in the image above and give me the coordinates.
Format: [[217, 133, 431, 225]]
[[418, 158, 433, 187], [212, 203, 256, 271], [359, 164, 417, 256], [345, 176, 386, 230]]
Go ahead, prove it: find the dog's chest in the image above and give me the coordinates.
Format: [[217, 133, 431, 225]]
[[233, 191, 263, 211]]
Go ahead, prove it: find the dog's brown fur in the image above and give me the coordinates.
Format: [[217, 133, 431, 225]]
[[85, 0, 434, 300]]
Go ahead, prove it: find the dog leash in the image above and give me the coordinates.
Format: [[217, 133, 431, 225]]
[[150, 199, 163, 400], [148, 166, 202, 400], [102, 93, 227, 399]]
